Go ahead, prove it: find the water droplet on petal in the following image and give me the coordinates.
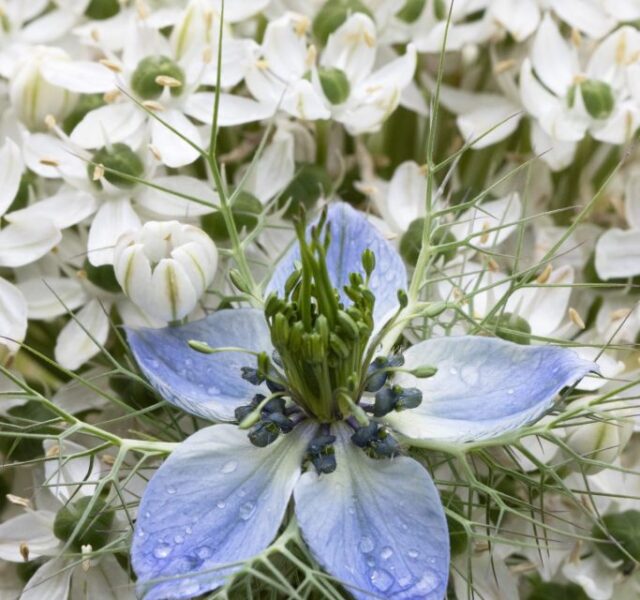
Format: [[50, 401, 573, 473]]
[[366, 556, 375, 567], [216, 500, 226, 509], [507, 388, 514, 395], [196, 546, 212, 560], [167, 485, 176, 494], [144, 511, 151, 519], [221, 460, 238, 474], [239, 501, 255, 520], [185, 526, 192, 534], [359, 536, 375, 553], [449, 367, 458, 375], [398, 575, 414, 588], [174, 534, 184, 544], [380, 546, 393, 560], [207, 385, 219, 395], [153, 544, 172, 559], [369, 568, 394, 592], [238, 489, 247, 497], [407, 549, 419, 559]]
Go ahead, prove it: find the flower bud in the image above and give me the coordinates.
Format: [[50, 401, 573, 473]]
[[399, 219, 456, 266], [131, 56, 185, 100], [85, 0, 120, 19], [278, 164, 332, 219], [63, 93, 105, 135], [318, 67, 351, 104], [565, 400, 633, 474], [9, 47, 76, 130], [53, 496, 114, 552], [114, 221, 218, 322], [89, 143, 144, 189], [580, 79, 615, 120], [484, 312, 531, 345], [201, 191, 262, 242], [312, 0, 373, 44]]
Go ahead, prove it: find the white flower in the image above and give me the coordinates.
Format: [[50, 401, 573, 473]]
[[114, 220, 218, 322]]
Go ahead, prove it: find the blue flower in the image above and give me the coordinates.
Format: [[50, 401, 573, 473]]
[[127, 203, 596, 600]]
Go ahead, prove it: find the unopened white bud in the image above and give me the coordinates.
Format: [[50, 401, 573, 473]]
[[114, 221, 218, 322], [9, 46, 76, 131]]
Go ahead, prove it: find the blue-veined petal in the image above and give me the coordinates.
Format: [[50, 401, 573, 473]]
[[266, 203, 407, 326], [127, 308, 272, 421], [385, 336, 597, 443], [294, 424, 449, 600], [132, 423, 315, 600]]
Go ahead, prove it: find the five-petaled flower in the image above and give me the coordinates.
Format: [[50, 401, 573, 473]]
[[127, 203, 596, 600]]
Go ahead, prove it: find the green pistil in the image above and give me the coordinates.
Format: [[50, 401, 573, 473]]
[[264, 213, 375, 422]]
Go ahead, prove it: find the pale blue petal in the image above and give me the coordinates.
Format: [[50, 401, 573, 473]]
[[385, 336, 598, 443], [127, 309, 272, 421], [132, 423, 314, 600], [294, 424, 449, 600], [266, 203, 407, 326]]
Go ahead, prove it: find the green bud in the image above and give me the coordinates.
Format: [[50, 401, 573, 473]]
[[312, 0, 373, 44], [396, 0, 426, 23], [53, 496, 114, 552], [434, 0, 448, 20], [580, 79, 615, 120], [336, 310, 360, 340], [592, 510, 640, 572], [318, 67, 351, 104], [397, 289, 408, 308], [278, 164, 332, 219], [485, 312, 531, 345], [83, 258, 121, 293], [188, 340, 215, 354], [131, 55, 185, 100], [265, 293, 284, 319], [361, 248, 375, 277], [229, 268, 252, 294], [410, 365, 438, 378], [63, 93, 105, 135], [201, 192, 262, 242], [89, 143, 144, 188], [566, 84, 577, 109], [399, 219, 457, 266], [526, 580, 590, 600], [85, 0, 120, 20]]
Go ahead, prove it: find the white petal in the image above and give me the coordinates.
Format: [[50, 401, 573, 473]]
[[23, 133, 87, 181], [136, 175, 218, 218], [7, 190, 98, 229], [378, 161, 426, 232], [54, 299, 111, 370], [574, 347, 624, 391], [150, 109, 201, 168], [0, 278, 28, 354], [40, 60, 116, 93], [0, 138, 24, 216], [70, 103, 146, 149], [0, 511, 59, 561], [87, 198, 141, 266], [147, 258, 198, 322], [550, 0, 616, 39], [17, 276, 88, 319], [457, 100, 521, 148], [21, 558, 74, 600], [490, 0, 540, 40], [532, 14, 578, 96], [70, 554, 134, 599], [0, 218, 61, 267], [530, 121, 576, 171], [244, 128, 294, 203], [183, 92, 274, 126], [595, 228, 640, 279], [625, 171, 640, 230]]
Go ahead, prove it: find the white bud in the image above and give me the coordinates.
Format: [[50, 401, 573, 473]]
[[564, 398, 634, 474], [114, 221, 218, 322], [9, 46, 76, 130]]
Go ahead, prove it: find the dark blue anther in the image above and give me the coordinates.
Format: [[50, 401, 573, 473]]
[[248, 422, 280, 447], [262, 397, 286, 414], [234, 394, 265, 422], [308, 434, 336, 455], [241, 366, 264, 385], [263, 411, 295, 433], [365, 356, 389, 392], [266, 378, 286, 394], [350, 422, 379, 447], [350, 422, 400, 458], [395, 387, 422, 410], [311, 453, 337, 474], [307, 431, 338, 474], [373, 386, 397, 417]]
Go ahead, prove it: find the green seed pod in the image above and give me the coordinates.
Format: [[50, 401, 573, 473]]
[[131, 55, 185, 100], [580, 79, 615, 120], [396, 0, 426, 23], [485, 312, 532, 345], [83, 258, 121, 293], [89, 143, 144, 189], [592, 510, 640, 572], [53, 496, 115, 552], [278, 164, 333, 219], [63, 93, 105, 135], [399, 219, 457, 266], [318, 67, 351, 104], [201, 191, 262, 242], [85, 0, 120, 20], [312, 0, 373, 44]]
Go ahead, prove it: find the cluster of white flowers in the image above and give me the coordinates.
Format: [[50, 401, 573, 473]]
[[2, 1, 640, 599]]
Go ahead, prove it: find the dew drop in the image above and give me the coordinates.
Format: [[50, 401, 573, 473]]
[[369, 568, 394, 592], [348, 506, 356, 515], [407, 549, 419, 559], [366, 556, 375, 567], [449, 367, 458, 375], [238, 489, 247, 497], [185, 526, 193, 534], [185, 358, 193, 367], [507, 388, 514, 395], [239, 501, 256, 520], [380, 546, 393, 560], [153, 544, 172, 559], [216, 500, 226, 509], [359, 536, 375, 553], [207, 385, 220, 395], [196, 546, 212, 560], [221, 460, 238, 474], [398, 575, 414, 588], [166, 485, 176, 495], [174, 534, 184, 544], [144, 511, 151, 519]]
